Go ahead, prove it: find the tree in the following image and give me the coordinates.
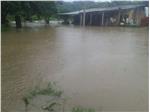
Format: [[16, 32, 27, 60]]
[[1, 1, 26, 28], [1, 1, 57, 28], [29, 1, 57, 24], [1, 1, 9, 25]]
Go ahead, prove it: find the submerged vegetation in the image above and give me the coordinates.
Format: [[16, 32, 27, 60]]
[[23, 82, 95, 112], [23, 82, 63, 112]]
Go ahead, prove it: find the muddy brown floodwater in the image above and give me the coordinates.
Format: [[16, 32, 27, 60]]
[[2, 25, 148, 112]]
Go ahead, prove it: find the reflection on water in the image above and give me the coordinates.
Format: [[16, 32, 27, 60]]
[[2, 25, 148, 112]]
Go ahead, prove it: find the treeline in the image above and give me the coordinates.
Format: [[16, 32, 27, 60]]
[[1, 1, 57, 28], [56, 1, 148, 13]]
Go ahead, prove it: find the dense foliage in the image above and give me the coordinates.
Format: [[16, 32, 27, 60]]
[[1, 1, 57, 28]]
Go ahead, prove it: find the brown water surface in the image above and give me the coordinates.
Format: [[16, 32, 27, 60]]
[[2, 25, 148, 112]]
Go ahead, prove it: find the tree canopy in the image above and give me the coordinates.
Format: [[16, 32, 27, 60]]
[[1, 1, 57, 28]]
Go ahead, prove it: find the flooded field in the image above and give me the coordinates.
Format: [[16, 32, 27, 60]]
[[2, 25, 148, 112]]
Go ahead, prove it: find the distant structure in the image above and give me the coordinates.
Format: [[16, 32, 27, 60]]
[[59, 4, 149, 26]]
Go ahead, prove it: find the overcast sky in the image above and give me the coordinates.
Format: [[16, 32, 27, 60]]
[[61, 0, 147, 2], [61, 0, 111, 2]]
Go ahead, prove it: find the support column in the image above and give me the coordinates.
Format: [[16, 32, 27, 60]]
[[90, 13, 93, 25], [117, 9, 121, 25], [136, 7, 141, 25], [101, 12, 104, 26], [80, 14, 82, 26], [83, 9, 86, 26]]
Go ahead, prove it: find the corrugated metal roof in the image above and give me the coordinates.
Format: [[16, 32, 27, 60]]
[[58, 4, 145, 15]]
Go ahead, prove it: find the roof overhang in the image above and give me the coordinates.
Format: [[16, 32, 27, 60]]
[[58, 4, 146, 15]]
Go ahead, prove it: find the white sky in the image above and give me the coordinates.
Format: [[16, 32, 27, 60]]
[[2, 0, 148, 2], [61, 0, 111, 2], [60, 0, 148, 2]]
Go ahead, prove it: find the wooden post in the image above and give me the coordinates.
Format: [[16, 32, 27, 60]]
[[101, 12, 104, 26], [80, 14, 82, 26], [90, 13, 93, 25], [83, 9, 86, 26]]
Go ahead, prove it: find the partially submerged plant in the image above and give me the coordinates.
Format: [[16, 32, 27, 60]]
[[23, 82, 95, 112], [22, 82, 63, 112], [37, 82, 63, 97], [42, 102, 60, 112], [22, 97, 29, 112]]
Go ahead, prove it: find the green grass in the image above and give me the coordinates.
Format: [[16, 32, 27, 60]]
[[72, 107, 95, 112]]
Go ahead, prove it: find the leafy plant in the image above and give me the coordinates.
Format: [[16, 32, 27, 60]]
[[22, 82, 63, 112], [23, 82, 95, 112]]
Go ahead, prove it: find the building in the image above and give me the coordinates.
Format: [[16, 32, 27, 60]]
[[59, 4, 149, 26]]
